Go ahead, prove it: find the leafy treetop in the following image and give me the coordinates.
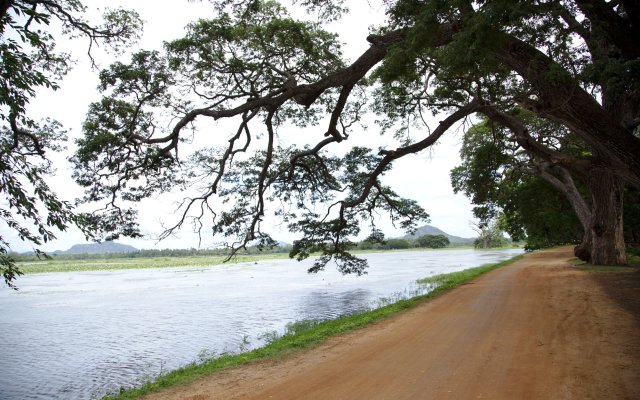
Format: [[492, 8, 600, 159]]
[[73, 0, 640, 273], [0, 0, 141, 287]]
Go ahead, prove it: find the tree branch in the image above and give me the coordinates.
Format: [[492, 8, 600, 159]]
[[534, 162, 592, 229], [493, 32, 640, 185], [477, 104, 593, 175], [342, 101, 481, 211]]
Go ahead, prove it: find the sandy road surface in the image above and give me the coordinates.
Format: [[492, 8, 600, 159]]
[[144, 247, 640, 399]]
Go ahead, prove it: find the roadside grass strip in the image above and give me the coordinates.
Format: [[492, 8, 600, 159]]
[[104, 254, 523, 400], [17, 246, 520, 275], [570, 253, 640, 272]]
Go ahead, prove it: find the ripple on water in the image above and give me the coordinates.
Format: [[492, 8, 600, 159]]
[[0, 248, 523, 400]]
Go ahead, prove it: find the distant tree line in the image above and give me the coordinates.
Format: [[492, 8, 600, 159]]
[[356, 234, 451, 251], [10, 231, 521, 263], [11, 235, 457, 261], [10, 244, 293, 262]]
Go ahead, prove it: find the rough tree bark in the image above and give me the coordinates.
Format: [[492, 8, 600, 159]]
[[494, 31, 640, 189], [586, 167, 627, 265], [535, 164, 594, 262], [477, 105, 628, 265]]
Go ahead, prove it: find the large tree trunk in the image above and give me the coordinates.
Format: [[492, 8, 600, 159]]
[[574, 229, 592, 263], [530, 164, 594, 262], [494, 34, 640, 187], [587, 168, 627, 265]]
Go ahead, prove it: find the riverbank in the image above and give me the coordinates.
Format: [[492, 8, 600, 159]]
[[15, 246, 514, 274], [136, 247, 640, 399], [15, 253, 290, 274], [104, 254, 522, 399]]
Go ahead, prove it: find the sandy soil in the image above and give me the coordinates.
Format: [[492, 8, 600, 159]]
[[143, 247, 640, 400]]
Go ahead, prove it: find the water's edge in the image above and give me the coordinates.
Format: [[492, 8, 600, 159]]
[[0, 248, 524, 400], [104, 254, 524, 400]]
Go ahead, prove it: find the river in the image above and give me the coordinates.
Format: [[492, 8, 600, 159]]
[[0, 248, 522, 399]]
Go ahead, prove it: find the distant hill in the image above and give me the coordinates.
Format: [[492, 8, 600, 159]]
[[401, 225, 475, 246], [57, 241, 138, 254]]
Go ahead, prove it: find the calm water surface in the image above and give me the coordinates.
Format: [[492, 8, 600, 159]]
[[0, 248, 522, 399]]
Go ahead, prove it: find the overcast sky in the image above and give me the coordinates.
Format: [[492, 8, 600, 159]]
[[3, 0, 477, 253]]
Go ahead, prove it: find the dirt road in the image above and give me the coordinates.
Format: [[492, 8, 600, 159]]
[[144, 247, 640, 399]]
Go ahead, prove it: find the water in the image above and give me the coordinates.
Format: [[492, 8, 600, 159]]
[[0, 248, 522, 399]]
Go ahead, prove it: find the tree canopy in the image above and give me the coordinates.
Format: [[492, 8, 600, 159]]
[[0, 0, 141, 286], [3, 0, 638, 286], [451, 112, 640, 253], [450, 117, 585, 250], [416, 234, 450, 248], [70, 0, 640, 273]]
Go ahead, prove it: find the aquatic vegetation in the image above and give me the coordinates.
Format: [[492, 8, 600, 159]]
[[103, 254, 522, 399], [16, 253, 289, 274]]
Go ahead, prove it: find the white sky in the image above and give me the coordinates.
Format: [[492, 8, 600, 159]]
[[3, 0, 477, 253]]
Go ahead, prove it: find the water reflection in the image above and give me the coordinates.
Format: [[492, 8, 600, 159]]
[[297, 288, 372, 321], [0, 248, 522, 399]]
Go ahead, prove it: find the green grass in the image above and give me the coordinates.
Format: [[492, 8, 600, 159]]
[[573, 265, 637, 272], [103, 254, 523, 400], [17, 253, 290, 274], [17, 246, 518, 274], [417, 254, 524, 287], [569, 253, 640, 272]]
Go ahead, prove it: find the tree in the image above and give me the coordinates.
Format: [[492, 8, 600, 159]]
[[382, 238, 412, 250], [470, 109, 631, 264], [450, 114, 607, 257], [509, 178, 585, 250], [0, 1, 141, 287], [72, 0, 640, 273], [450, 117, 589, 250], [416, 234, 449, 248], [471, 218, 508, 249], [625, 186, 640, 249]]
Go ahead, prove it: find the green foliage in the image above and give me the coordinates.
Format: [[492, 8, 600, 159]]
[[472, 217, 509, 249], [452, 113, 638, 253], [72, 0, 640, 273], [74, 1, 413, 274], [508, 177, 583, 250], [624, 186, 640, 246], [14, 251, 291, 274], [12, 243, 291, 262], [451, 116, 585, 250], [416, 234, 449, 248], [353, 235, 460, 251], [0, 1, 141, 287], [380, 238, 412, 250], [450, 120, 512, 222]]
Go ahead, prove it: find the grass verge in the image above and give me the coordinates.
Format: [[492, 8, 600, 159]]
[[416, 254, 524, 287], [16, 253, 290, 274], [18, 247, 517, 274], [104, 253, 523, 400], [569, 252, 640, 272]]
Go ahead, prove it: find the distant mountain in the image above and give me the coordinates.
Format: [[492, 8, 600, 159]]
[[57, 241, 138, 254], [401, 224, 475, 246]]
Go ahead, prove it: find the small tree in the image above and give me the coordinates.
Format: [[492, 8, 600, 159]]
[[472, 219, 508, 249]]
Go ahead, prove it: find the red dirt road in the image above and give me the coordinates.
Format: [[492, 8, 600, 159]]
[[144, 247, 640, 399]]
